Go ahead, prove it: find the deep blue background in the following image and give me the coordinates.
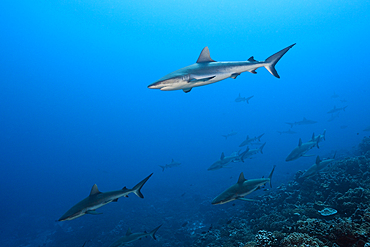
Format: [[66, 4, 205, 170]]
[[0, 0, 369, 246]]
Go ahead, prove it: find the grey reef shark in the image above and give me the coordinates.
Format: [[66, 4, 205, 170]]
[[109, 225, 162, 247], [212, 166, 276, 205], [240, 142, 266, 161], [148, 44, 295, 93], [285, 117, 317, 128], [159, 159, 181, 171], [222, 130, 238, 139], [207, 149, 249, 171], [327, 105, 348, 114], [239, 133, 265, 147], [58, 173, 153, 221], [235, 93, 254, 103], [301, 152, 336, 179], [285, 133, 320, 162]]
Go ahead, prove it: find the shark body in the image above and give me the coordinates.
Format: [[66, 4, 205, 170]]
[[239, 133, 265, 147], [148, 44, 295, 93], [301, 153, 336, 178], [285, 117, 317, 128], [327, 105, 348, 114], [109, 225, 162, 247], [240, 142, 266, 161], [208, 149, 248, 171], [58, 174, 153, 221], [222, 130, 238, 139], [235, 94, 254, 103], [285, 134, 320, 162], [159, 159, 181, 171], [212, 166, 275, 205]]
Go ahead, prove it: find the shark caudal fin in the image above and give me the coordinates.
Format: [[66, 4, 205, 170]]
[[149, 225, 162, 240], [268, 165, 276, 188], [131, 173, 153, 198], [260, 142, 266, 154], [264, 44, 295, 78]]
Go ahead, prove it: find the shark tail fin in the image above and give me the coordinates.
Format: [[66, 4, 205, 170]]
[[264, 44, 295, 78], [159, 165, 165, 172], [260, 142, 266, 154], [285, 122, 294, 128], [131, 173, 153, 198], [322, 129, 326, 141], [149, 225, 162, 240], [268, 165, 276, 188], [222, 135, 228, 139]]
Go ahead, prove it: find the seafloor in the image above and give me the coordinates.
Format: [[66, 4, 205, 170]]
[[192, 136, 370, 247]]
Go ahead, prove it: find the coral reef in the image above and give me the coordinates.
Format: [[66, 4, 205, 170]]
[[359, 136, 370, 154], [193, 151, 370, 247]]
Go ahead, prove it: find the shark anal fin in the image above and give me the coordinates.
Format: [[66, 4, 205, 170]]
[[230, 73, 240, 79], [183, 88, 192, 93], [112, 198, 119, 202], [86, 210, 102, 215]]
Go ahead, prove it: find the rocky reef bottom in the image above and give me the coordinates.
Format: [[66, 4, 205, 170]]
[[193, 143, 370, 246]]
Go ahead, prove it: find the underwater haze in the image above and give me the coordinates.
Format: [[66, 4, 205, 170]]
[[1, 0, 370, 246]]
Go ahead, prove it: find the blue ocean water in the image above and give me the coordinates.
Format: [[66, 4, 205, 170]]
[[0, 0, 369, 246]]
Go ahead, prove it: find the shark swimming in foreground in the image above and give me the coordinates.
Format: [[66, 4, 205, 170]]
[[58, 173, 153, 221], [285, 134, 320, 162], [148, 44, 295, 93], [212, 166, 276, 205], [109, 225, 162, 247]]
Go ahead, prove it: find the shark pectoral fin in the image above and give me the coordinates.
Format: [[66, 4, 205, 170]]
[[230, 73, 240, 79], [183, 88, 192, 93], [189, 76, 215, 83], [237, 198, 259, 202], [86, 210, 102, 215]]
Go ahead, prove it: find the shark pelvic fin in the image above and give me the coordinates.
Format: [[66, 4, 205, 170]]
[[90, 184, 101, 196], [196, 47, 216, 63], [230, 73, 240, 79], [238, 172, 246, 183]]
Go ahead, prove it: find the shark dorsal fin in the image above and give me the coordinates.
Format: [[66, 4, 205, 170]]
[[90, 184, 101, 196], [248, 56, 257, 62], [333, 151, 337, 159], [196, 47, 216, 63], [311, 133, 315, 141], [316, 155, 321, 165], [126, 228, 132, 236], [238, 172, 246, 183], [171, 159, 174, 162], [298, 138, 302, 147], [220, 152, 225, 160]]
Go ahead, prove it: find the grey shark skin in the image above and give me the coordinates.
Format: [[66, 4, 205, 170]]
[[285, 117, 317, 128], [285, 134, 319, 162], [235, 94, 254, 103], [327, 105, 348, 114], [277, 129, 297, 135], [208, 149, 249, 171], [212, 166, 275, 205], [109, 225, 162, 247], [58, 173, 153, 221], [159, 159, 181, 171], [239, 133, 265, 147], [148, 44, 295, 93], [301, 152, 336, 178], [240, 142, 266, 161], [222, 130, 238, 139], [313, 129, 326, 143]]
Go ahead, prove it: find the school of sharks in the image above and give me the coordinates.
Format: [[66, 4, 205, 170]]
[[55, 43, 351, 246]]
